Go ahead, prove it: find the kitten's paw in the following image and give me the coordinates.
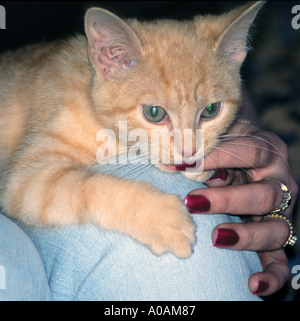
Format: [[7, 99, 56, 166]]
[[138, 193, 196, 258]]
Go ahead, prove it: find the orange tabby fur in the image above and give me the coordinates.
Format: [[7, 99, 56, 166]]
[[0, 2, 264, 258]]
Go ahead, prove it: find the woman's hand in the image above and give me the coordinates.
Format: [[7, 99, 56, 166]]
[[185, 121, 298, 296]]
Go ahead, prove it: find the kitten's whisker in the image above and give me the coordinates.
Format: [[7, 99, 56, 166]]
[[204, 153, 218, 174], [117, 162, 151, 180], [78, 163, 101, 193], [208, 148, 251, 176], [219, 141, 284, 158], [219, 133, 289, 166], [220, 133, 283, 155], [247, 135, 289, 164], [205, 150, 250, 180], [213, 146, 262, 171], [131, 162, 154, 179]]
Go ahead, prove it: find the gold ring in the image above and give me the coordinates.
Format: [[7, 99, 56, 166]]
[[261, 213, 297, 247], [262, 177, 292, 213]]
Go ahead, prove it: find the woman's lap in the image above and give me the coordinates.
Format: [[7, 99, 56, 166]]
[[14, 162, 262, 300], [0, 213, 52, 301], [20, 218, 261, 301]]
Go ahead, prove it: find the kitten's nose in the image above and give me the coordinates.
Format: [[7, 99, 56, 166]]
[[180, 130, 197, 158]]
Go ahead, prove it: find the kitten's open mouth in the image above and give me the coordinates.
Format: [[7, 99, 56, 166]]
[[160, 162, 197, 172]]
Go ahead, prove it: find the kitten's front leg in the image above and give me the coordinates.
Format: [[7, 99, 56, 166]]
[[1, 157, 196, 258], [108, 181, 197, 258]]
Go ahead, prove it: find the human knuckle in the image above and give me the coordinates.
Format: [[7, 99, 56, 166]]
[[291, 179, 299, 196], [272, 133, 288, 159], [281, 263, 291, 281], [257, 141, 273, 166], [275, 221, 290, 249], [242, 227, 258, 249], [280, 141, 288, 158], [274, 134, 288, 155], [260, 132, 288, 163], [248, 139, 262, 163], [268, 188, 278, 212], [222, 193, 232, 214], [259, 183, 277, 213]]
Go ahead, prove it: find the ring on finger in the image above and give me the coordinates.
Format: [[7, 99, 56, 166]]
[[262, 177, 292, 213], [261, 212, 297, 247]]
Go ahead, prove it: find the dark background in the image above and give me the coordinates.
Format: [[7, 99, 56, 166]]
[[0, 1, 299, 300]]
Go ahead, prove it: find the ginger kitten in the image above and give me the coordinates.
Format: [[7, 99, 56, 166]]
[[0, 2, 264, 258]]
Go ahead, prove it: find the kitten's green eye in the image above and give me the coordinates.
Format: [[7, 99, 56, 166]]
[[142, 105, 167, 123], [201, 102, 222, 119]]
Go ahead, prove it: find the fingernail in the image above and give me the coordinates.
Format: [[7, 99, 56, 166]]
[[213, 228, 239, 247], [206, 169, 228, 184], [184, 195, 211, 213], [252, 281, 269, 295]]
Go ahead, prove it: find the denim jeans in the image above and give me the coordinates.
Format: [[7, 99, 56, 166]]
[[1, 160, 262, 300], [0, 214, 52, 301]]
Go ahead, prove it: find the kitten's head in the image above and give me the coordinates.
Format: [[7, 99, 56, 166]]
[[85, 1, 265, 181]]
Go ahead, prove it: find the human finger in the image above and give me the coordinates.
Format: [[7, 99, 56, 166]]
[[184, 179, 284, 215], [210, 220, 290, 251], [248, 250, 290, 296], [203, 135, 276, 171]]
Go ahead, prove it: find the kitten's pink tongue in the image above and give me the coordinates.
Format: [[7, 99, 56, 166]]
[[162, 162, 197, 171]]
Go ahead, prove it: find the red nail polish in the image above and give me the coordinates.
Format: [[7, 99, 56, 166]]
[[252, 281, 269, 295], [213, 228, 239, 247], [206, 169, 228, 184], [174, 162, 197, 171], [184, 195, 211, 213]]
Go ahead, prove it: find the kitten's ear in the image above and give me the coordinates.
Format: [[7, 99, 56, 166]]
[[84, 8, 143, 79], [216, 1, 265, 66]]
